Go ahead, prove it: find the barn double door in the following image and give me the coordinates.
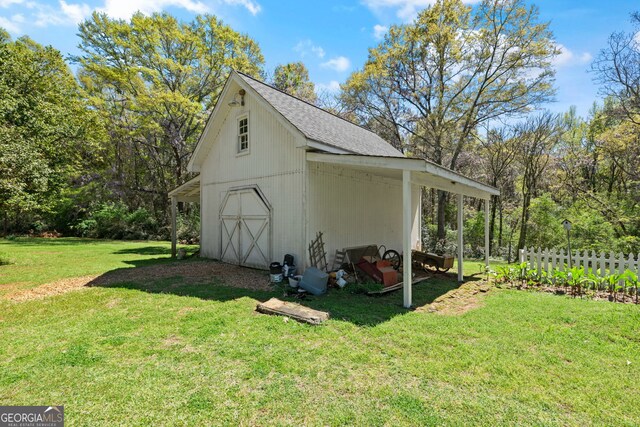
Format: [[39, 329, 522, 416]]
[[219, 188, 271, 269]]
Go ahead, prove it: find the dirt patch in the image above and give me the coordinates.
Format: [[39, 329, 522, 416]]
[[6, 275, 98, 302], [161, 334, 197, 353], [106, 298, 122, 309], [417, 281, 492, 315], [177, 307, 196, 316], [0, 282, 30, 295], [162, 335, 183, 347], [3, 260, 271, 302]]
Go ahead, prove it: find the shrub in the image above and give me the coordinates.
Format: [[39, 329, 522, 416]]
[[177, 208, 200, 244], [74, 202, 159, 240]]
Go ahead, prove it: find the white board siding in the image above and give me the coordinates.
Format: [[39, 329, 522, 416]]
[[307, 162, 420, 268], [199, 88, 306, 267]]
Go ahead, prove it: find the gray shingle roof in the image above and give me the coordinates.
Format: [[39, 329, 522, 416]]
[[236, 71, 404, 158]]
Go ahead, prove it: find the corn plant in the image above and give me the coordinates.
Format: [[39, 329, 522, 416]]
[[606, 273, 625, 302], [623, 270, 639, 304], [538, 269, 552, 286], [518, 262, 530, 286], [552, 269, 568, 289], [493, 266, 512, 284], [565, 266, 590, 297]]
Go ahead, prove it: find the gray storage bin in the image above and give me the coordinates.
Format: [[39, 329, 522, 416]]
[[298, 267, 328, 295]]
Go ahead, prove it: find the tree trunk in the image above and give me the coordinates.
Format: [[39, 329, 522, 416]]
[[517, 193, 531, 250], [431, 188, 436, 225], [489, 194, 498, 255], [436, 190, 448, 241], [498, 199, 504, 249]]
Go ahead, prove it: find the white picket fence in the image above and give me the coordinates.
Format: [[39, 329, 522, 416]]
[[519, 247, 640, 278]]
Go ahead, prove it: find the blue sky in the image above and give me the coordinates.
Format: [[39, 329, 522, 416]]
[[0, 0, 637, 118]]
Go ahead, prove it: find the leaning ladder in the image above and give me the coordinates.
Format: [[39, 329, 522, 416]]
[[308, 231, 328, 272]]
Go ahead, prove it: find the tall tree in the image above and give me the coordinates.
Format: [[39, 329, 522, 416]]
[[272, 62, 317, 103], [515, 111, 564, 250], [0, 30, 104, 233], [592, 12, 640, 124], [478, 127, 517, 254], [73, 12, 264, 219], [342, 0, 558, 240]]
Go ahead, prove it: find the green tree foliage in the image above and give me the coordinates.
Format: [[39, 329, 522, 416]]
[[524, 194, 564, 250], [272, 62, 316, 103], [0, 30, 104, 232], [342, 0, 558, 240], [73, 12, 264, 223]]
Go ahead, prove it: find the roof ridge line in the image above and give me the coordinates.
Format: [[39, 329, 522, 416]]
[[234, 70, 397, 146]]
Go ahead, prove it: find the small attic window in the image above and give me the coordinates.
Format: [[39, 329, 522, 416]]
[[237, 115, 249, 153]]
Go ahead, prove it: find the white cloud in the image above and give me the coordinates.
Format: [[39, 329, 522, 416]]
[[9, 0, 260, 30], [0, 13, 23, 33], [223, 0, 260, 15], [316, 80, 341, 93], [60, 0, 91, 23], [96, 0, 209, 20], [362, 0, 480, 21], [293, 39, 325, 59], [321, 56, 351, 72], [553, 43, 592, 68], [33, 0, 92, 26], [579, 52, 593, 63], [373, 24, 387, 40], [0, 0, 24, 7]]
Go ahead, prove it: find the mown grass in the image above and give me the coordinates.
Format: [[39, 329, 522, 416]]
[[0, 238, 638, 426], [0, 237, 197, 296]]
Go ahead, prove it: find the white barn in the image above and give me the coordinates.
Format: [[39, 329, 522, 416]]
[[169, 70, 499, 307]]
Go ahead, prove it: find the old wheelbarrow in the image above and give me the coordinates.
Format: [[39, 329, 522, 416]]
[[412, 250, 454, 272], [380, 249, 454, 273]]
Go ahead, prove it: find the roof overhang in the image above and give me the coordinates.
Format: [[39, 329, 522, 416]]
[[168, 175, 200, 202], [306, 153, 499, 200]]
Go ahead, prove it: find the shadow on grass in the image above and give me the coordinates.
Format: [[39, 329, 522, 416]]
[[113, 246, 172, 256], [88, 258, 464, 327], [0, 237, 108, 245], [289, 279, 463, 326]]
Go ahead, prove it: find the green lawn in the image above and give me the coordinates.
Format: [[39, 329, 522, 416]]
[[0, 237, 197, 296], [0, 238, 638, 426]]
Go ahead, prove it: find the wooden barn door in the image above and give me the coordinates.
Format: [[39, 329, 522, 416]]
[[219, 188, 271, 269]]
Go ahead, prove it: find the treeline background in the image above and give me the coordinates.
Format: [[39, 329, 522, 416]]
[[2, 1, 640, 260]]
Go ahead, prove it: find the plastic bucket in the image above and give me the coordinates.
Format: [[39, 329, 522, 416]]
[[270, 273, 283, 283], [288, 275, 301, 288], [286, 266, 297, 278], [270, 262, 282, 274]]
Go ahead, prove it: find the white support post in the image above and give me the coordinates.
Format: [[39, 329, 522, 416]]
[[457, 193, 464, 282], [484, 198, 490, 268], [171, 196, 177, 259], [403, 170, 413, 308]]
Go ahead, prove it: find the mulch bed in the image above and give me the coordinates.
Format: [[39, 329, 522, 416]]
[[88, 260, 271, 290], [4, 260, 271, 302], [417, 281, 492, 315], [497, 282, 640, 304]]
